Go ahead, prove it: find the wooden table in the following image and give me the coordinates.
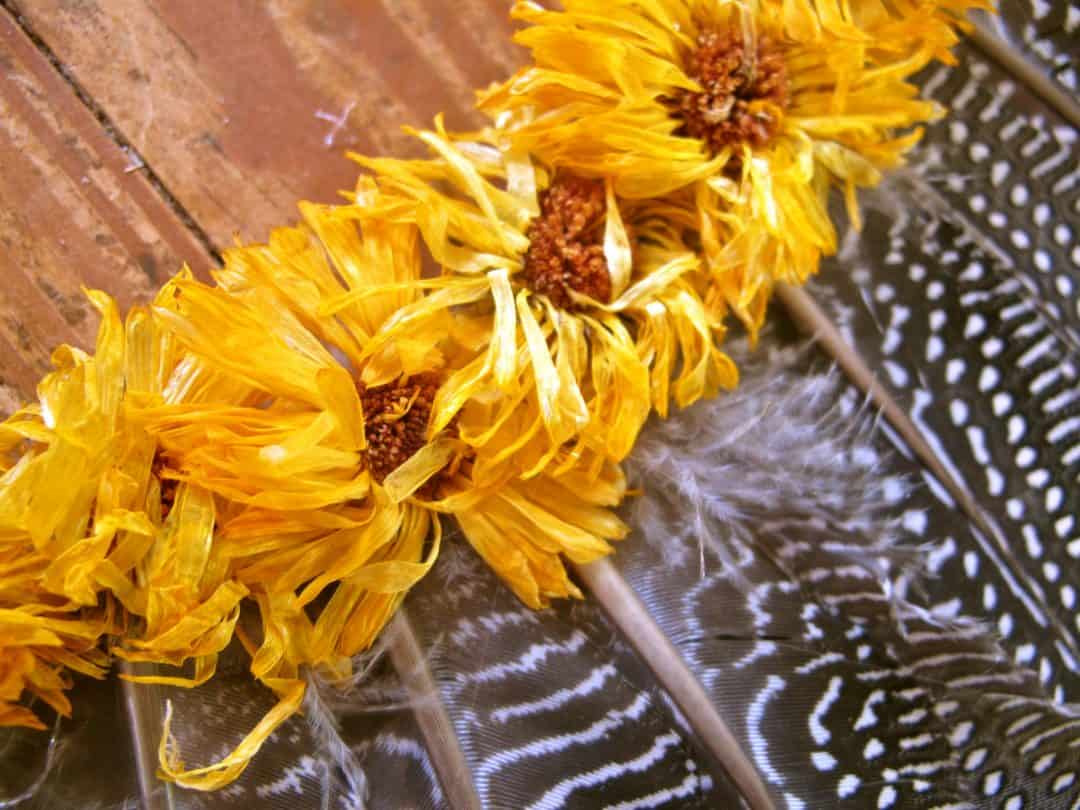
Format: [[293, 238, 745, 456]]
[[0, 0, 519, 415]]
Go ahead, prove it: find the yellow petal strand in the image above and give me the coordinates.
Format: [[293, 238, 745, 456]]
[[516, 291, 568, 442], [382, 438, 459, 503], [153, 281, 333, 407], [366, 278, 490, 359], [498, 489, 614, 564], [602, 180, 633, 299], [526, 477, 628, 541], [342, 521, 440, 594], [456, 508, 544, 609], [585, 318, 650, 460], [504, 149, 541, 216], [641, 300, 674, 417], [293, 499, 403, 606], [487, 269, 519, 388], [158, 678, 306, 791], [162, 484, 216, 595], [606, 253, 697, 312], [315, 366, 366, 451], [84, 288, 126, 424], [134, 581, 247, 654], [413, 124, 526, 257], [125, 307, 174, 398], [549, 307, 591, 440], [310, 508, 435, 658]]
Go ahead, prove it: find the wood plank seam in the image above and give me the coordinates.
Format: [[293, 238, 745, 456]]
[[1, 0, 222, 262]]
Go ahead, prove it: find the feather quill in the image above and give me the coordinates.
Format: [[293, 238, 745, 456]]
[[971, 4, 1079, 119]]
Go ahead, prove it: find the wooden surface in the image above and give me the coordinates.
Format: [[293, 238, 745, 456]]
[[0, 0, 520, 415]]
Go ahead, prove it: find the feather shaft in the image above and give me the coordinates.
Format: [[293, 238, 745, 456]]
[[119, 661, 175, 810], [575, 557, 775, 810], [968, 12, 1080, 128], [386, 611, 481, 810]]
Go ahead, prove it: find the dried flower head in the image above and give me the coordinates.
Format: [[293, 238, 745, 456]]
[[522, 175, 613, 309], [674, 28, 788, 153], [353, 121, 738, 477], [479, 0, 987, 333]]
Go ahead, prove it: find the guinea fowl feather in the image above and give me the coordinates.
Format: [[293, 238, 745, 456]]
[[975, 1, 1079, 113], [1, 6, 1078, 810], [620, 335, 1080, 808], [301, 668, 369, 809], [397, 539, 736, 809], [814, 36, 1080, 700]]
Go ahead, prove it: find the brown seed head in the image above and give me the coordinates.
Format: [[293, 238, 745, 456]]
[[361, 373, 447, 496], [675, 28, 789, 154], [522, 175, 613, 310]]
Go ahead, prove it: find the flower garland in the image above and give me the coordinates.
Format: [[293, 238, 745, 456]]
[[0, 0, 985, 792]]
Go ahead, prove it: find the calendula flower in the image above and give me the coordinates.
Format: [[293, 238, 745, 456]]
[[0, 600, 112, 729], [350, 121, 737, 482], [130, 216, 437, 788], [0, 282, 243, 732], [478, 0, 985, 332], [0, 276, 375, 787], [147, 186, 627, 652], [0, 290, 157, 730]]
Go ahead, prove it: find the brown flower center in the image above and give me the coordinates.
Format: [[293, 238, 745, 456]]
[[361, 373, 446, 495], [522, 176, 612, 310], [675, 28, 788, 153]]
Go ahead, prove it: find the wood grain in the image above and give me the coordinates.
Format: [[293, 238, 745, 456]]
[[10, 0, 521, 247], [0, 7, 212, 410], [0, 0, 519, 415]]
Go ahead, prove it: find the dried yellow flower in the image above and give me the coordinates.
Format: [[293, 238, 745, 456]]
[[479, 0, 988, 333], [351, 122, 737, 482], [147, 185, 629, 644]]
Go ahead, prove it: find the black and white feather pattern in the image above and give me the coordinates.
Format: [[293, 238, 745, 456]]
[[399, 540, 734, 809], [982, 0, 1079, 98], [141, 642, 438, 810], [621, 338, 1080, 809], [913, 41, 1079, 342], [815, 34, 1080, 703]]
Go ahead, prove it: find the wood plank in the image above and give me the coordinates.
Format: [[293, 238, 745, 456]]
[[13, 0, 523, 249], [0, 7, 213, 411], [0, 0, 520, 414]]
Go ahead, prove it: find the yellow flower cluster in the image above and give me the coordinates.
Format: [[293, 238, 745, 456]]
[[479, 0, 987, 334], [0, 0, 982, 791]]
